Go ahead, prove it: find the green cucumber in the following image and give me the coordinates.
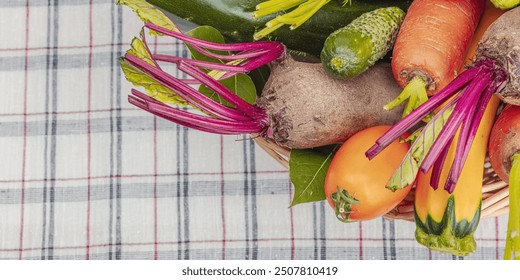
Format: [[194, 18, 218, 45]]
[[146, 0, 412, 57], [320, 7, 405, 80]]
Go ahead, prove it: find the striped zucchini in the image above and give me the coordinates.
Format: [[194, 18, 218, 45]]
[[321, 7, 405, 79], [414, 96, 501, 256]]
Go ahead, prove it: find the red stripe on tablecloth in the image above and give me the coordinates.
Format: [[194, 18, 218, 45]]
[[86, 0, 94, 260], [220, 136, 227, 260], [288, 179, 295, 260], [1, 237, 422, 253], [0, 170, 289, 184], [18, 0, 30, 260], [0, 236, 508, 255]]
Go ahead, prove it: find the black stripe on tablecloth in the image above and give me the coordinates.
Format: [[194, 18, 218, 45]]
[[312, 204, 318, 260], [242, 136, 251, 260], [0, 116, 183, 137], [382, 218, 397, 260], [0, 52, 138, 71], [175, 46, 186, 260], [180, 46, 191, 260], [249, 139, 259, 260], [239, 139, 263, 260], [176, 122, 182, 260], [311, 202, 327, 260], [219, 135, 227, 260], [115, 2, 124, 261], [46, 0, 59, 260], [40, 0, 52, 259], [0, 179, 293, 204], [116, 3, 124, 260], [108, 2, 123, 260], [319, 202, 327, 259], [382, 218, 387, 259], [389, 220, 397, 259], [108, 0, 115, 260], [182, 124, 190, 259]]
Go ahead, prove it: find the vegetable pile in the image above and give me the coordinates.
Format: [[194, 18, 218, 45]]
[[117, 0, 520, 258]]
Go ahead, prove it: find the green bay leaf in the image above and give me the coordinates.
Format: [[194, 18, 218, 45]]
[[185, 26, 228, 64], [116, 0, 179, 35], [248, 65, 271, 95], [198, 74, 256, 106], [289, 145, 339, 207]]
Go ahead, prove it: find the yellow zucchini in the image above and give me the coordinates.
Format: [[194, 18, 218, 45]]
[[413, 4, 505, 256]]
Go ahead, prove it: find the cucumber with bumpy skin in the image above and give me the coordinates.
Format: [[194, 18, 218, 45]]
[[321, 7, 405, 79]]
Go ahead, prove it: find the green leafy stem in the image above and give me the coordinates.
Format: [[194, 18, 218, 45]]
[[253, 0, 350, 40], [505, 153, 520, 260]]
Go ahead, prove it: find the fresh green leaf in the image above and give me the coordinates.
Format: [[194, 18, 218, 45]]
[[198, 74, 257, 106], [116, 0, 179, 34], [118, 2, 188, 105], [505, 153, 520, 259], [248, 65, 271, 95], [185, 26, 250, 82], [121, 37, 188, 105], [127, 35, 156, 66], [289, 145, 340, 207], [185, 26, 257, 105], [120, 58, 188, 105], [185, 26, 228, 64]]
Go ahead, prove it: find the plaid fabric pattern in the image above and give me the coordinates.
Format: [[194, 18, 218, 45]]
[[0, 0, 508, 260]]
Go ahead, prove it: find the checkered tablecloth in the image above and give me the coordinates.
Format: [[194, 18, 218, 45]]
[[0, 0, 508, 260]]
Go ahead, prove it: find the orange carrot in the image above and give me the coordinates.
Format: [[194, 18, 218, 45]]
[[385, 0, 485, 116]]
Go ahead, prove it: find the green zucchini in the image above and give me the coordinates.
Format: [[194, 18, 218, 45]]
[[320, 7, 405, 79], [146, 0, 413, 57]]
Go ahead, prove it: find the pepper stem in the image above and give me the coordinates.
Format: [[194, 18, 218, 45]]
[[330, 187, 359, 223], [505, 153, 520, 260]]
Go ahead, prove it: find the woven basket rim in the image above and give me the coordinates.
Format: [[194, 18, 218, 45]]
[[253, 135, 510, 221]]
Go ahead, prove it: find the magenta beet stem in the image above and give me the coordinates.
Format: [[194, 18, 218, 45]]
[[124, 19, 288, 140], [366, 56, 509, 193], [145, 22, 284, 54], [130, 89, 266, 134], [124, 53, 254, 122], [365, 67, 480, 159], [419, 71, 492, 173], [443, 82, 495, 193], [177, 62, 267, 119]]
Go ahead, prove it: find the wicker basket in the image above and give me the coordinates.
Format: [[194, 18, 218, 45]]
[[253, 135, 510, 221]]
